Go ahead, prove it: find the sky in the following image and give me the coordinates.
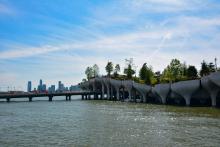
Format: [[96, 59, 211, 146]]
[[0, 0, 220, 91]]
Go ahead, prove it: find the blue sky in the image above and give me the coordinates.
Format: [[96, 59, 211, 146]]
[[0, 0, 220, 91]]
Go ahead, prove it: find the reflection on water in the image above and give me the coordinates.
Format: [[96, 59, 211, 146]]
[[0, 97, 220, 146]]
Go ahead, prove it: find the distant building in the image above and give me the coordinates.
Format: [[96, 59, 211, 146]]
[[40, 79, 42, 86], [69, 85, 81, 91], [58, 81, 65, 92], [37, 79, 43, 92], [37, 79, 47, 92], [48, 85, 55, 93], [27, 81, 32, 92], [42, 84, 46, 91]]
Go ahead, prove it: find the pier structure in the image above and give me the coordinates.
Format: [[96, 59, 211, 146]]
[[79, 72, 220, 107], [0, 91, 99, 102]]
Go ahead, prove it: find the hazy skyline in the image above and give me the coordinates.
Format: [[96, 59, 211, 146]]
[[0, 0, 220, 91]]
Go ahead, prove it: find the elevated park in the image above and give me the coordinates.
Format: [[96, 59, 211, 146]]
[[79, 72, 220, 107]]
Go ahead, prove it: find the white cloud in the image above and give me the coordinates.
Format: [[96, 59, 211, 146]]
[[0, 0, 220, 90]]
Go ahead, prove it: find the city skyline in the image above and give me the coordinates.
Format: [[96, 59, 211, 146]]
[[0, 0, 220, 91], [27, 79, 79, 93]]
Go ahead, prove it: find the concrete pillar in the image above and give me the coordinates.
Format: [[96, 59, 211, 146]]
[[122, 88, 125, 101], [85, 95, 88, 100], [49, 96, 53, 102], [128, 90, 132, 101], [69, 95, 71, 101], [133, 90, 137, 103], [6, 98, 10, 102], [93, 83, 96, 92], [110, 86, 113, 100], [101, 84, 105, 100], [116, 88, 120, 101], [107, 85, 110, 100], [82, 95, 84, 100], [161, 96, 166, 104], [29, 97, 32, 102], [66, 95, 68, 101], [143, 94, 147, 103], [210, 93, 217, 107], [184, 96, 191, 106]]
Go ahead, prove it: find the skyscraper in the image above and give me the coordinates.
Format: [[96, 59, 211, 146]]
[[40, 79, 43, 87], [27, 81, 32, 92]]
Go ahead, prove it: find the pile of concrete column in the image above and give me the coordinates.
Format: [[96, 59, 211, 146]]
[[79, 72, 220, 107]]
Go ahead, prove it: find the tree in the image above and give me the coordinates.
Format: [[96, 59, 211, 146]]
[[208, 62, 215, 73], [139, 63, 148, 81], [124, 64, 135, 79], [105, 62, 113, 77], [200, 60, 210, 77], [85, 67, 93, 80], [181, 62, 188, 77], [124, 58, 135, 79], [187, 66, 198, 79], [139, 63, 154, 84], [93, 64, 99, 77], [82, 78, 87, 82], [114, 64, 120, 77], [161, 59, 184, 82], [155, 71, 161, 84]]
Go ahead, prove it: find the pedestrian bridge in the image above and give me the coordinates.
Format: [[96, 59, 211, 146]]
[[79, 72, 220, 107], [0, 91, 99, 102]]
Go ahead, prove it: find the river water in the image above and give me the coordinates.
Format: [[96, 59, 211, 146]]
[[0, 97, 220, 147]]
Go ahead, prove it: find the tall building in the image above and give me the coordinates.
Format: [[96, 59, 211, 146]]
[[58, 81, 64, 92], [42, 84, 46, 91], [49, 85, 55, 93], [70, 85, 81, 91], [37, 79, 47, 92], [40, 79, 43, 86], [38, 79, 43, 92], [27, 81, 32, 92]]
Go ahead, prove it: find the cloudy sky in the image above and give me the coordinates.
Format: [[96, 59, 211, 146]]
[[0, 0, 220, 91]]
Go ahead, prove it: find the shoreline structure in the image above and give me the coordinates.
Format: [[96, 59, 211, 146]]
[[79, 72, 220, 107]]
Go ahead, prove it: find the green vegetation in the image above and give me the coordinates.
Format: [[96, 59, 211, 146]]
[[114, 64, 120, 77], [105, 62, 113, 77], [84, 58, 218, 84], [85, 64, 100, 80], [200, 60, 216, 77], [160, 59, 188, 83], [124, 58, 136, 79], [187, 66, 198, 80], [139, 63, 154, 85]]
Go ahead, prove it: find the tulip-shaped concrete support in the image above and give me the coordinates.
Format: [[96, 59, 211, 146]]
[[107, 85, 110, 100], [122, 80, 133, 102], [209, 72, 220, 87], [101, 83, 105, 100], [201, 76, 220, 107], [103, 78, 111, 100], [116, 88, 120, 101], [128, 90, 132, 101], [154, 83, 170, 104], [110, 79, 122, 101], [171, 80, 200, 106], [133, 82, 151, 103], [110, 86, 114, 100]]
